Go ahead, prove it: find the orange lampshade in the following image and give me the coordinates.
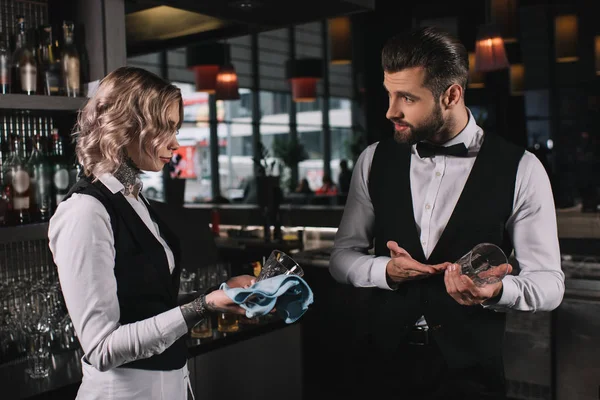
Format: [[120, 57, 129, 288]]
[[329, 16, 352, 65], [215, 64, 240, 100], [474, 26, 509, 72], [290, 77, 319, 102], [555, 15, 578, 63], [595, 36, 600, 75]]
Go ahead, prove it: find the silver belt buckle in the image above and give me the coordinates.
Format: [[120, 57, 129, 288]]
[[408, 325, 429, 346]]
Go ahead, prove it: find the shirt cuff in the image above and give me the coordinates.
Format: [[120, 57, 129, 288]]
[[161, 307, 190, 341], [482, 275, 518, 310], [371, 256, 394, 290]]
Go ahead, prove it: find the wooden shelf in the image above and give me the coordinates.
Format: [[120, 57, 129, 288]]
[[0, 94, 86, 111], [0, 222, 49, 243]]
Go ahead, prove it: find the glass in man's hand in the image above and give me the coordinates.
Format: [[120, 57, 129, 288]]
[[456, 243, 510, 286], [256, 250, 304, 281]]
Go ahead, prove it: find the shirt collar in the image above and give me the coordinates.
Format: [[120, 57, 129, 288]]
[[411, 107, 481, 153], [442, 107, 480, 149], [97, 173, 143, 196], [97, 173, 127, 194]]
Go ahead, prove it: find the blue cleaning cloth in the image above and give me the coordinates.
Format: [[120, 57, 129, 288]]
[[220, 274, 314, 324]]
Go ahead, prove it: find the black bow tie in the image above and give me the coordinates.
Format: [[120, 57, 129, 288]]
[[416, 142, 468, 158]]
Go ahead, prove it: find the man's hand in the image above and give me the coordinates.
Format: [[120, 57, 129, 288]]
[[385, 241, 450, 284], [444, 263, 513, 306]]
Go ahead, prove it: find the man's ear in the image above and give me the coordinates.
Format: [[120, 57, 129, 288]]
[[442, 84, 463, 109]]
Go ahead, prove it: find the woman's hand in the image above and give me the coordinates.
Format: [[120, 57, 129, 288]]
[[204, 274, 256, 315], [225, 274, 256, 289], [205, 289, 247, 315]]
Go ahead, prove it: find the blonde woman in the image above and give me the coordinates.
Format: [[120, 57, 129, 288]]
[[49, 66, 254, 400]]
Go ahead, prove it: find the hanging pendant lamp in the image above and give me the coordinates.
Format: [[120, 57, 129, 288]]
[[285, 58, 323, 102], [329, 16, 352, 65], [186, 43, 228, 93], [474, 0, 509, 73], [215, 64, 240, 100], [474, 24, 509, 72]]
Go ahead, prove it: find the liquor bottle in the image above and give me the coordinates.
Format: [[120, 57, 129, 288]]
[[0, 33, 10, 94], [28, 135, 52, 222], [3, 136, 31, 225], [0, 121, 8, 225], [50, 130, 70, 209], [75, 24, 89, 89], [39, 25, 60, 96], [0, 190, 8, 226], [61, 21, 80, 97], [0, 171, 10, 226], [11, 16, 38, 95], [0, 0, 10, 94], [0, 115, 7, 164]]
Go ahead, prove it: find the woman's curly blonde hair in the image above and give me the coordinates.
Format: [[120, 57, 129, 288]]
[[74, 66, 183, 177]]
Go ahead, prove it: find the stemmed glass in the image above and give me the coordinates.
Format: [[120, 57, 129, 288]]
[[21, 288, 52, 379], [256, 250, 304, 282]]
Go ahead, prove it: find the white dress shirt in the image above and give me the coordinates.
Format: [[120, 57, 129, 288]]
[[48, 173, 192, 400], [330, 109, 565, 313]]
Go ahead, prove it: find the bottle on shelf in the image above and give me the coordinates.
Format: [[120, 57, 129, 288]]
[[39, 25, 61, 96], [0, 0, 11, 94], [3, 135, 32, 225], [0, 119, 9, 225], [61, 21, 80, 98], [74, 23, 89, 90], [0, 31, 10, 94], [28, 135, 52, 222], [50, 129, 71, 210], [11, 15, 38, 95], [0, 174, 11, 226]]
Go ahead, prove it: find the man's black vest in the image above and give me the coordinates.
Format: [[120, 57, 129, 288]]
[[64, 177, 188, 371], [368, 133, 523, 369]]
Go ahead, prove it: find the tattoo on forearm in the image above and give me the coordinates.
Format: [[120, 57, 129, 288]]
[[179, 294, 210, 330], [205, 297, 229, 314]]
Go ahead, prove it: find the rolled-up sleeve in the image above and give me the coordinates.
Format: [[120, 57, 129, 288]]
[[329, 143, 394, 290], [48, 194, 189, 372], [484, 152, 565, 312]]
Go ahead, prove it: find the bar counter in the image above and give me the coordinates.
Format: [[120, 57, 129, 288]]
[[4, 316, 294, 400], [186, 203, 600, 240]]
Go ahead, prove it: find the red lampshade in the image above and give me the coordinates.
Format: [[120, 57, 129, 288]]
[[186, 43, 229, 93], [191, 65, 219, 93], [290, 77, 319, 102], [285, 58, 323, 102], [474, 25, 509, 72], [215, 64, 240, 100]]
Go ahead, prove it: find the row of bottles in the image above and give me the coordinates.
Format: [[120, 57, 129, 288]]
[[0, 114, 80, 226], [0, 15, 88, 97]]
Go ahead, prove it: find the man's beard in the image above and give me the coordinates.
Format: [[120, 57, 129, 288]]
[[392, 103, 445, 145]]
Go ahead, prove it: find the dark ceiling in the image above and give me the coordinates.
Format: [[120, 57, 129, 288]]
[[125, 0, 375, 56]]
